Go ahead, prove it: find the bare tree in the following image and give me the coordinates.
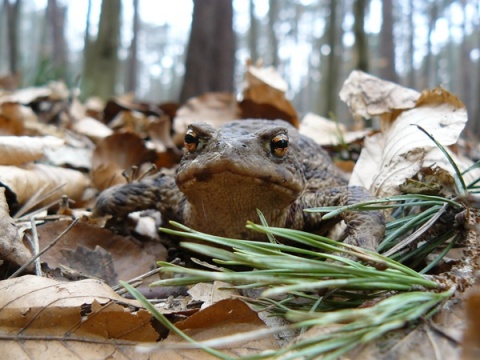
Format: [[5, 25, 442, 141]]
[[248, 0, 258, 63], [82, 0, 121, 99], [180, 0, 235, 103], [267, 0, 279, 68], [46, 0, 68, 79], [379, 0, 398, 82], [4, 0, 21, 75], [353, 0, 369, 72], [126, 0, 139, 93]]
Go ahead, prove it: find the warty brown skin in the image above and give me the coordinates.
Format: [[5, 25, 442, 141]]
[[94, 119, 385, 251]]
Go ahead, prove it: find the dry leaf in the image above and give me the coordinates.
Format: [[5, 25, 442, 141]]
[[0, 188, 32, 269], [188, 281, 240, 309], [72, 116, 113, 141], [156, 298, 279, 359], [462, 287, 480, 359], [0, 163, 90, 209], [339, 70, 420, 123], [26, 220, 167, 285], [299, 112, 370, 146], [345, 76, 470, 197], [0, 101, 36, 135], [0, 135, 64, 165], [0, 275, 162, 359], [91, 132, 157, 190], [240, 61, 298, 127], [173, 92, 241, 142]]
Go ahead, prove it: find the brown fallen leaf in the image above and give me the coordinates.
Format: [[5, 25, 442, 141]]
[[71, 116, 113, 141], [0, 101, 31, 135], [0, 188, 32, 269], [173, 92, 241, 144], [462, 287, 480, 359], [25, 219, 167, 285], [0, 135, 64, 165], [0, 275, 163, 359], [91, 131, 157, 191], [343, 73, 473, 197], [240, 60, 299, 127], [155, 298, 279, 359], [187, 281, 240, 309], [0, 163, 90, 210]]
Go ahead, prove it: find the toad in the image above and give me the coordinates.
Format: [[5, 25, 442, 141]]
[[94, 119, 385, 250]]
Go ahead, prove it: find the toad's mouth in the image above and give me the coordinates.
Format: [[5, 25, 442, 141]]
[[176, 169, 303, 198]]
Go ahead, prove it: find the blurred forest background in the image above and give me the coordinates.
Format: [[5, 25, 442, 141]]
[[1, 0, 480, 133]]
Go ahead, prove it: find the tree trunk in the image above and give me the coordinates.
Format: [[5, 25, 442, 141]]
[[82, 0, 121, 100], [126, 0, 139, 93], [4, 0, 21, 75], [248, 0, 258, 63], [353, 0, 368, 72], [379, 0, 398, 82], [46, 0, 68, 79], [423, 2, 437, 89], [406, 0, 415, 88], [267, 0, 279, 68], [323, 0, 342, 117], [180, 0, 235, 103]]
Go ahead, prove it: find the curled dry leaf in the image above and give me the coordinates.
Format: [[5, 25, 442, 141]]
[[0, 187, 32, 269], [240, 61, 299, 127], [299, 112, 370, 146], [0, 275, 162, 359], [27, 219, 167, 285], [0, 101, 36, 135], [339, 70, 420, 123], [345, 73, 471, 197], [0, 163, 90, 209], [188, 281, 240, 309], [173, 92, 241, 143], [160, 298, 279, 359], [72, 116, 113, 141], [91, 132, 157, 190], [0, 135, 64, 165]]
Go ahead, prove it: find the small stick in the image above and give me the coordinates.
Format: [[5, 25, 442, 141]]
[[30, 216, 42, 276], [9, 218, 80, 278]]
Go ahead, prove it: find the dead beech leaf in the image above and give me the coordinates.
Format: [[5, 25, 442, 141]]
[[188, 281, 240, 309], [158, 298, 279, 359], [27, 220, 167, 285], [0, 275, 162, 359], [0, 188, 32, 269], [0, 163, 90, 209], [347, 78, 470, 197], [299, 112, 370, 146], [91, 132, 157, 190], [72, 116, 113, 141], [0, 101, 32, 135], [240, 61, 299, 127], [0, 135, 64, 165], [173, 92, 241, 143], [339, 70, 420, 123], [462, 287, 480, 359]]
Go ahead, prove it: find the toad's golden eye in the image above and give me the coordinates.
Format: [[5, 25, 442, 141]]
[[271, 134, 289, 157], [184, 129, 199, 152]]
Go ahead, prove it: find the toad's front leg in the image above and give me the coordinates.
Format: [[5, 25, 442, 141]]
[[93, 173, 184, 223], [290, 185, 385, 251]]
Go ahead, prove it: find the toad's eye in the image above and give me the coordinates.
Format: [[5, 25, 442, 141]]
[[184, 129, 200, 152], [271, 134, 289, 157]]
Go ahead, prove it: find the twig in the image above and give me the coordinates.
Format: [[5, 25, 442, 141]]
[[9, 218, 79, 278], [29, 216, 42, 276], [112, 266, 163, 292]]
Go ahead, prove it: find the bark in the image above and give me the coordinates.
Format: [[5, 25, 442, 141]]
[[82, 0, 121, 100], [248, 0, 258, 63], [126, 0, 139, 93], [406, 0, 415, 88], [268, 0, 279, 67], [379, 0, 398, 82], [4, 0, 21, 75], [46, 0, 68, 78], [423, 2, 437, 88], [353, 0, 369, 72], [323, 0, 343, 117], [180, 0, 235, 103]]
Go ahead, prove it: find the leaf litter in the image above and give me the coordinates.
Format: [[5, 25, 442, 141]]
[[0, 67, 478, 359]]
